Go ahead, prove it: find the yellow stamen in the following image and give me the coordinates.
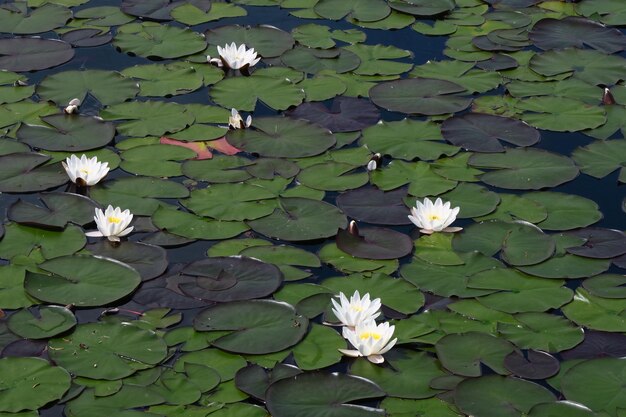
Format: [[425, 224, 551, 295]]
[[427, 214, 440, 221], [351, 305, 364, 312], [359, 332, 382, 341], [107, 216, 122, 224]]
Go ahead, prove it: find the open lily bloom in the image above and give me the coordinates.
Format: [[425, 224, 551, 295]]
[[62, 154, 109, 186], [228, 108, 252, 129], [331, 290, 381, 329], [339, 320, 397, 364], [408, 197, 462, 234], [85, 205, 134, 242], [64, 98, 81, 114], [216, 42, 261, 70]]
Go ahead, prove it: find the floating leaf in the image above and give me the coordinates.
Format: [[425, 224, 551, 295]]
[[529, 17, 626, 54], [7, 305, 76, 339], [206, 25, 294, 58], [572, 140, 626, 183], [86, 241, 167, 282], [38, 70, 138, 106], [0, 38, 73, 72], [287, 97, 379, 133], [101, 101, 194, 137], [336, 226, 413, 260], [336, 187, 411, 225], [498, 312, 584, 352], [114, 22, 207, 59], [194, 300, 308, 354], [8, 192, 97, 229], [436, 332, 515, 376]]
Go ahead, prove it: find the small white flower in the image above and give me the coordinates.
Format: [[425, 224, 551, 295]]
[[64, 98, 81, 114], [367, 153, 381, 171], [216, 42, 261, 70], [228, 108, 252, 130], [62, 154, 109, 186], [408, 197, 462, 234], [331, 290, 381, 329], [339, 320, 397, 364], [85, 205, 134, 242]]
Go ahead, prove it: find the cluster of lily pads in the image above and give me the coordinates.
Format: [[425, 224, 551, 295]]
[[0, 0, 625, 416]]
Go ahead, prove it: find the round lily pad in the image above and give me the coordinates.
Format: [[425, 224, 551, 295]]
[[498, 312, 584, 353], [454, 375, 556, 417], [281, 47, 361, 74], [206, 25, 295, 58], [194, 300, 308, 354], [336, 226, 413, 259], [0, 357, 71, 413], [0, 3, 71, 35], [48, 322, 168, 380], [504, 350, 560, 379], [178, 256, 283, 302], [370, 78, 472, 115], [336, 187, 412, 225], [86, 241, 168, 282], [235, 364, 302, 401], [0, 38, 74, 72], [8, 192, 98, 229], [529, 17, 626, 54], [247, 198, 347, 241], [436, 332, 515, 377], [17, 114, 115, 151], [286, 97, 379, 133], [226, 117, 335, 158], [0, 153, 68, 193], [441, 113, 540, 152], [114, 22, 207, 59], [265, 372, 385, 417], [24, 255, 141, 307], [7, 305, 76, 340]]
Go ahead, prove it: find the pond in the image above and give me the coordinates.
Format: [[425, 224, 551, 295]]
[[0, 0, 625, 416]]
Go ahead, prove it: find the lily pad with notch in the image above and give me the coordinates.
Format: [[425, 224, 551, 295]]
[[182, 183, 276, 221], [194, 300, 308, 354], [8, 192, 98, 229], [370, 78, 472, 115], [441, 113, 540, 152], [572, 139, 626, 183], [281, 46, 361, 74], [17, 114, 115, 152], [0, 223, 85, 261], [86, 241, 167, 282], [504, 350, 560, 379], [436, 332, 515, 377], [247, 197, 347, 241], [60, 28, 113, 48], [152, 207, 249, 240], [265, 372, 385, 417], [101, 101, 194, 137], [498, 312, 584, 353], [336, 186, 412, 225], [24, 255, 141, 307], [529, 17, 626, 54], [0, 38, 74, 72], [389, 0, 455, 16], [0, 152, 68, 193], [114, 22, 207, 59], [178, 256, 283, 302], [0, 3, 71, 35], [235, 363, 302, 401], [286, 97, 379, 133], [565, 228, 626, 259], [48, 322, 168, 380], [336, 225, 413, 260], [7, 305, 76, 339], [0, 357, 71, 413], [297, 162, 369, 192], [206, 25, 294, 58], [468, 148, 579, 190], [314, 0, 390, 22]]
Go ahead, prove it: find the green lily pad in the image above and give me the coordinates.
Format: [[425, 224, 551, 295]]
[[0, 3, 70, 34], [101, 101, 195, 137], [194, 300, 308, 354], [182, 155, 253, 183], [183, 183, 276, 221], [529, 17, 626, 54], [8, 192, 98, 229], [86, 241, 167, 282], [525, 192, 603, 230], [562, 288, 626, 332], [49, 322, 167, 379], [468, 148, 579, 189], [65, 386, 164, 417], [319, 243, 399, 275], [0, 152, 68, 193], [266, 372, 385, 417], [370, 78, 472, 115], [120, 144, 197, 177], [152, 206, 249, 240], [292, 323, 345, 370], [211, 69, 305, 111], [235, 363, 302, 401], [206, 25, 295, 58], [171, 3, 247, 25], [583, 274, 626, 299], [529, 49, 626, 85], [121, 63, 207, 97], [114, 22, 206, 59], [349, 348, 447, 399], [436, 332, 515, 376], [572, 139, 626, 183], [440, 183, 500, 218], [0, 38, 74, 72], [498, 312, 584, 352], [17, 114, 115, 152], [314, 0, 390, 22], [282, 46, 361, 74], [561, 358, 626, 415], [0, 357, 71, 413], [322, 272, 424, 315], [336, 226, 413, 260], [527, 401, 597, 417], [0, 265, 37, 309], [515, 97, 607, 132], [454, 375, 556, 417], [297, 162, 368, 192], [410, 60, 501, 94], [360, 119, 458, 161], [24, 255, 141, 307], [292, 24, 366, 49], [370, 160, 457, 197], [37, 70, 139, 106], [247, 198, 347, 241], [0, 223, 85, 261], [7, 305, 76, 339]]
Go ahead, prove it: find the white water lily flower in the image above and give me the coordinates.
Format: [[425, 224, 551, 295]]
[[216, 42, 261, 70], [64, 98, 81, 114], [228, 108, 252, 129], [62, 154, 109, 186], [339, 320, 397, 364], [408, 197, 462, 234], [331, 290, 381, 329], [85, 205, 134, 242]]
